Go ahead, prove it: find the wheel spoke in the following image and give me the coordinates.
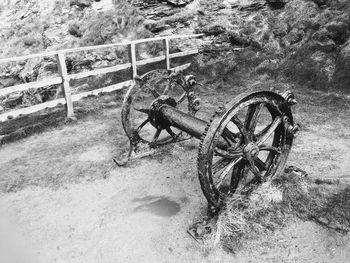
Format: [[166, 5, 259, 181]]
[[135, 119, 149, 133], [259, 145, 281, 154], [228, 147, 244, 156], [148, 87, 160, 98], [165, 127, 177, 140], [245, 103, 264, 132], [221, 134, 231, 146], [133, 106, 150, 114], [152, 129, 162, 143], [212, 158, 231, 173], [215, 157, 243, 188], [248, 159, 261, 178], [176, 92, 186, 105], [214, 148, 243, 159], [255, 122, 271, 138], [230, 159, 247, 192], [254, 157, 267, 171], [232, 116, 249, 142], [221, 128, 238, 145], [266, 102, 281, 116], [257, 117, 282, 145]]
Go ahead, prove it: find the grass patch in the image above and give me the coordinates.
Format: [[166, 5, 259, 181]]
[[0, 90, 127, 193], [80, 3, 144, 45], [208, 169, 350, 253]]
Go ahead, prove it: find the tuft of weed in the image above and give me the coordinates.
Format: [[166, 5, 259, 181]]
[[211, 170, 350, 253], [80, 4, 144, 46]]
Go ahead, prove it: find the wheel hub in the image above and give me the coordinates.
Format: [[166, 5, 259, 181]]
[[243, 142, 259, 160], [149, 95, 177, 129]]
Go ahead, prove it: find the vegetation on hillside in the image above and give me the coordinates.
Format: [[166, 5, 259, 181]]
[[0, 0, 349, 115], [194, 0, 350, 91], [0, 0, 157, 113], [1, 0, 349, 91]]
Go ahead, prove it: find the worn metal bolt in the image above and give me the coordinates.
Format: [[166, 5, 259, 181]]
[[251, 148, 259, 157], [282, 90, 297, 105], [292, 124, 300, 136], [192, 98, 201, 111], [287, 124, 300, 137], [185, 75, 196, 86]]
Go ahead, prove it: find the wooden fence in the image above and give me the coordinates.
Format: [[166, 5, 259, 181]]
[[0, 34, 203, 122]]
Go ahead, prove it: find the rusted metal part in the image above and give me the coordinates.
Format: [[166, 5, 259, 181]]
[[160, 105, 229, 150], [160, 105, 207, 139], [281, 90, 297, 105], [149, 96, 177, 130], [116, 69, 298, 212], [183, 75, 202, 115]]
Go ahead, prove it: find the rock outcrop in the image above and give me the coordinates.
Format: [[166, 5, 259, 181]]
[[266, 0, 289, 9], [70, 0, 93, 8], [166, 0, 193, 7], [334, 40, 350, 89], [195, 0, 350, 90]]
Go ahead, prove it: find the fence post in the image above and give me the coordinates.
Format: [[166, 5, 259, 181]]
[[128, 43, 137, 79], [163, 38, 170, 72], [57, 53, 75, 119]]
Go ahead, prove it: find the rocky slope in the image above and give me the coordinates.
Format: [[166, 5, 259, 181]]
[[0, 0, 349, 113], [193, 0, 350, 91], [0, 0, 150, 111]]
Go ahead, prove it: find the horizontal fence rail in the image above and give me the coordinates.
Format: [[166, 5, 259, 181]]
[[0, 33, 203, 122]]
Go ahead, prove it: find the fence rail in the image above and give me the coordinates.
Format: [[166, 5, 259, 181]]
[[0, 33, 203, 122]]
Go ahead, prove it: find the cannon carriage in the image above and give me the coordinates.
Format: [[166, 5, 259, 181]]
[[115, 69, 298, 213]]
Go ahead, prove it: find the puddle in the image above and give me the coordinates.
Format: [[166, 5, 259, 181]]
[[132, 196, 181, 217]]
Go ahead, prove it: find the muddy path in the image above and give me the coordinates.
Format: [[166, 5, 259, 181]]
[[0, 82, 350, 262]]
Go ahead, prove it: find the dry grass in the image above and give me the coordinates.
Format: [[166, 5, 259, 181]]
[[0, 91, 127, 193], [211, 181, 286, 253], [276, 172, 350, 233], [209, 170, 350, 253]]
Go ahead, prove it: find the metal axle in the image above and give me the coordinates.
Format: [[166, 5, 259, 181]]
[[159, 105, 229, 150], [160, 105, 207, 139]]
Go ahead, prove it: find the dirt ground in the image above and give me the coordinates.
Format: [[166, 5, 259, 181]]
[[0, 81, 350, 263]]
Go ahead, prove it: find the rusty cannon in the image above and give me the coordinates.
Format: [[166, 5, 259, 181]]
[[115, 69, 298, 214]]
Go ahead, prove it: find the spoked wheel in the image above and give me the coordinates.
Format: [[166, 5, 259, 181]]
[[197, 91, 295, 210], [121, 69, 195, 155]]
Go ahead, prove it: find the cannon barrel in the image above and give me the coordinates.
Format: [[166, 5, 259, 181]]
[[160, 105, 228, 150], [160, 105, 207, 139]]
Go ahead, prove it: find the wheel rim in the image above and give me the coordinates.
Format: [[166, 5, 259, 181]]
[[198, 91, 294, 209]]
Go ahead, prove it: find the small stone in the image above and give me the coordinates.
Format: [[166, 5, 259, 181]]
[[70, 0, 92, 8], [166, 0, 192, 7], [266, 0, 289, 9], [325, 21, 349, 45]]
